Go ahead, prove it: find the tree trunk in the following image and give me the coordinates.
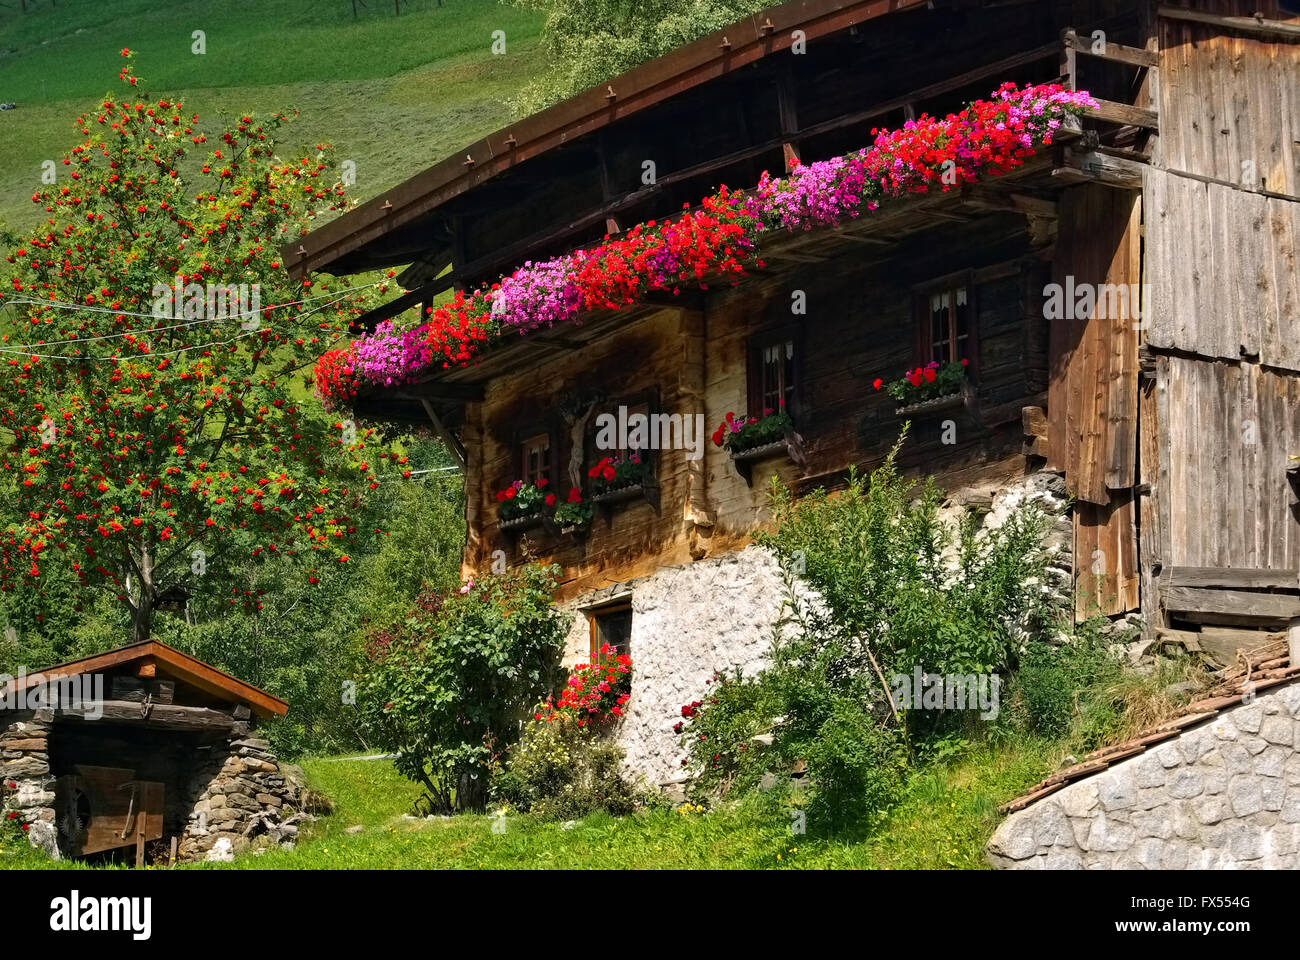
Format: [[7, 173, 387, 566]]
[[131, 533, 156, 643]]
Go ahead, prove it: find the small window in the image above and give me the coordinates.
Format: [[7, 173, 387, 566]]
[[919, 281, 972, 367], [759, 339, 796, 414], [589, 602, 632, 660], [749, 332, 798, 420], [520, 433, 551, 485]]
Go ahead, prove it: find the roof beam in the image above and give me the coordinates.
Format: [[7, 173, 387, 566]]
[[1157, 6, 1300, 41]]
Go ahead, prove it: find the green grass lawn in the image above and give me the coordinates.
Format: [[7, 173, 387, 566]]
[[182, 740, 1061, 870], [0, 0, 545, 230]]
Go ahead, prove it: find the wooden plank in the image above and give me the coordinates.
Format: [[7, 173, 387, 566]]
[[1138, 354, 1161, 634], [1063, 31, 1159, 68], [1090, 99, 1160, 130], [57, 701, 241, 731], [1053, 150, 1147, 190], [1104, 194, 1141, 491], [1164, 585, 1300, 622], [1166, 566, 1300, 590], [109, 676, 176, 705], [1199, 626, 1291, 667], [1157, 6, 1300, 41]]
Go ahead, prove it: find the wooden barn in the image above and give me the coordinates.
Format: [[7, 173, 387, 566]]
[[0, 641, 302, 864], [290, 0, 1300, 784]]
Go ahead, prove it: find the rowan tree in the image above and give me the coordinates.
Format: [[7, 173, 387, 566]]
[[0, 52, 393, 642]]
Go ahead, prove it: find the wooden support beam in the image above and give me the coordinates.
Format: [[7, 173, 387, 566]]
[[1091, 98, 1159, 130], [1164, 586, 1300, 625], [57, 701, 241, 731], [1157, 6, 1300, 41], [1053, 149, 1146, 190], [1059, 28, 1077, 91], [1062, 29, 1158, 68], [1166, 567, 1300, 591], [776, 63, 800, 168], [418, 397, 467, 471]]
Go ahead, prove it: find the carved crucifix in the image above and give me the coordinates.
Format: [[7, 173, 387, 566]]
[[558, 387, 603, 491]]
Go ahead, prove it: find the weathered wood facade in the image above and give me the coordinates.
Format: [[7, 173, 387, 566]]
[[293, 0, 1300, 692]]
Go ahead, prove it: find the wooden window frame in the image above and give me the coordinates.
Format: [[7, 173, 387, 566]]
[[914, 270, 979, 375], [746, 326, 803, 423], [588, 387, 660, 478], [509, 417, 560, 489], [587, 600, 633, 659]]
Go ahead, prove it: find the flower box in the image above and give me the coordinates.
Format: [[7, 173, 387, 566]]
[[591, 482, 644, 505], [498, 511, 544, 532], [895, 391, 963, 417], [729, 439, 792, 464]]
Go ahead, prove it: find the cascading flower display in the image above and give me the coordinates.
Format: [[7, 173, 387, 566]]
[[534, 642, 632, 727], [314, 83, 1097, 408]]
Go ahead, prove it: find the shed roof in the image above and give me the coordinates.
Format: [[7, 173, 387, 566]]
[[1, 640, 289, 719], [1000, 634, 1300, 815]]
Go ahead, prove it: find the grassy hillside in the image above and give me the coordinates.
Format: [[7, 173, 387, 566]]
[[0, 0, 545, 230]]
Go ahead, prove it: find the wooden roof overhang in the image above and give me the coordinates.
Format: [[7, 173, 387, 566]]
[[284, 0, 1151, 331], [307, 0, 1159, 436], [0, 639, 289, 719], [284, 0, 934, 285]]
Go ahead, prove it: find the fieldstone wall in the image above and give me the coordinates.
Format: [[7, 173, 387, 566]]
[[987, 683, 1300, 869], [180, 736, 304, 862], [0, 709, 59, 858]]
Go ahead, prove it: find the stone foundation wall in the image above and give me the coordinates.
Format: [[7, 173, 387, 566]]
[[559, 470, 1072, 791], [179, 736, 304, 862], [560, 545, 787, 788], [987, 683, 1300, 869], [553, 470, 1073, 791]]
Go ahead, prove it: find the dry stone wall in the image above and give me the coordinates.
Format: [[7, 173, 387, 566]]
[[180, 735, 305, 862], [987, 683, 1300, 869], [0, 709, 58, 858]]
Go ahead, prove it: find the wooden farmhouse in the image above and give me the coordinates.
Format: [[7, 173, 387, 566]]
[[290, 0, 1300, 786], [0, 640, 304, 863]]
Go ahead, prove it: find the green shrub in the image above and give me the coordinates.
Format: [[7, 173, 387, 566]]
[[359, 562, 569, 813], [1003, 622, 1124, 743], [754, 432, 1058, 679], [675, 668, 780, 801], [676, 430, 1059, 827], [494, 714, 643, 820]]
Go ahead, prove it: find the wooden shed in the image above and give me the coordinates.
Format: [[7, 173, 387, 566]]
[[0, 641, 301, 864], [291, 0, 1300, 782]]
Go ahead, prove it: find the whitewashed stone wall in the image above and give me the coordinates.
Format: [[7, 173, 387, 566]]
[[560, 545, 789, 787], [987, 683, 1300, 869]]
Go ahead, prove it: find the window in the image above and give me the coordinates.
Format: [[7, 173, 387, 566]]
[[589, 602, 632, 659], [748, 331, 799, 420], [759, 339, 795, 414], [919, 280, 973, 367], [520, 433, 551, 485]]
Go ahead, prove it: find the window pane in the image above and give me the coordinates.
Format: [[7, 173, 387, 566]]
[[522, 436, 550, 484], [595, 609, 632, 657], [930, 295, 949, 365]]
